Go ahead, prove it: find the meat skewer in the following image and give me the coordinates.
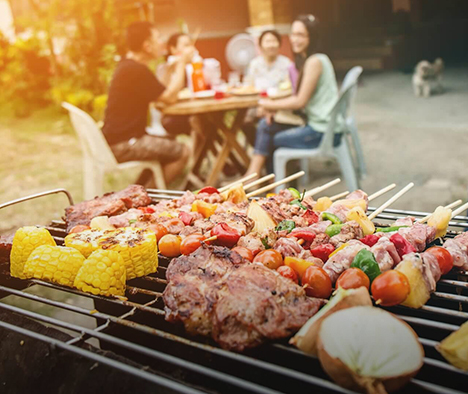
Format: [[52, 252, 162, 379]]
[[243, 173, 275, 191], [218, 173, 258, 193], [304, 178, 341, 197], [418, 200, 462, 223], [367, 183, 397, 202], [329, 191, 349, 201], [246, 171, 305, 198]]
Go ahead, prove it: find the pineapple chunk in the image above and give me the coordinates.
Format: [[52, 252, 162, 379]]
[[437, 321, 468, 371], [331, 198, 367, 211], [346, 206, 375, 236], [427, 206, 452, 238], [247, 201, 277, 233], [220, 183, 247, 203], [314, 197, 333, 212], [395, 256, 430, 308], [90, 216, 115, 231]]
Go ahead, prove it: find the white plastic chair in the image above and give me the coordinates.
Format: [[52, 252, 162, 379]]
[[340, 66, 367, 179], [62, 102, 166, 200], [273, 83, 362, 192]]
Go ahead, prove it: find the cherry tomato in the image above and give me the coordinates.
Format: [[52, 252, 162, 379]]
[[232, 246, 254, 262], [253, 249, 283, 270], [158, 234, 181, 257], [371, 270, 410, 306], [426, 246, 454, 275], [302, 266, 332, 298], [138, 206, 156, 214], [147, 223, 168, 241], [277, 266, 299, 283], [336, 268, 370, 290], [69, 225, 91, 234], [180, 234, 205, 255]]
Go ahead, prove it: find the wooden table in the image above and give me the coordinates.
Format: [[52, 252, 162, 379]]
[[161, 95, 259, 187]]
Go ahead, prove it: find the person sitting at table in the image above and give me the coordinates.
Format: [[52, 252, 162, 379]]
[[102, 21, 193, 185], [243, 30, 292, 146], [244, 15, 342, 177]]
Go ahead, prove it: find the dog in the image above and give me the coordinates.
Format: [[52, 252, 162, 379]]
[[412, 58, 444, 97]]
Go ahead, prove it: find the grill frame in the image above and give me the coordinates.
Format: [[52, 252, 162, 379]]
[[0, 188, 467, 393]]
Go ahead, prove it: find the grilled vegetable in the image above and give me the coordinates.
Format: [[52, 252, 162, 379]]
[[100, 227, 158, 280], [322, 212, 342, 225], [74, 249, 126, 296], [10, 226, 56, 279], [277, 265, 298, 283], [254, 249, 283, 270], [302, 266, 332, 298], [180, 234, 205, 255], [275, 220, 296, 233], [198, 186, 219, 195], [437, 321, 468, 371], [284, 256, 316, 279], [350, 249, 381, 283], [211, 223, 241, 248], [287, 230, 316, 249], [64, 229, 109, 258], [220, 184, 247, 203], [302, 209, 319, 225], [310, 244, 335, 263], [290, 199, 307, 210], [325, 224, 344, 238], [390, 233, 416, 258], [23, 245, 84, 287], [426, 246, 453, 275], [359, 234, 380, 247], [191, 200, 218, 218], [427, 206, 451, 238], [371, 270, 410, 306], [336, 268, 370, 290], [158, 234, 181, 258], [395, 256, 430, 308], [314, 197, 333, 212], [317, 307, 424, 394], [345, 207, 375, 236], [288, 187, 301, 199], [291, 287, 372, 356], [247, 201, 277, 232], [90, 216, 115, 230], [376, 225, 408, 233], [231, 246, 254, 262], [328, 242, 348, 258], [179, 211, 194, 226]]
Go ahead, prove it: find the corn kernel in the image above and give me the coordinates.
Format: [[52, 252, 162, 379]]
[[10, 227, 56, 279], [74, 249, 126, 297]]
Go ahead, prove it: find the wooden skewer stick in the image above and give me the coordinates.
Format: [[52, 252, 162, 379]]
[[298, 239, 305, 246], [218, 173, 257, 193], [203, 235, 218, 243], [243, 174, 275, 191], [368, 183, 415, 221], [329, 191, 350, 202], [305, 178, 341, 197], [246, 171, 305, 198], [368, 183, 397, 202], [451, 201, 468, 219], [418, 200, 463, 223]]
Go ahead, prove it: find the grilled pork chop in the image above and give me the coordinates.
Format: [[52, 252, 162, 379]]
[[163, 245, 322, 351], [64, 185, 151, 232]]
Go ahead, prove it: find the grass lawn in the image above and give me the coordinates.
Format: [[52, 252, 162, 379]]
[[0, 103, 141, 235]]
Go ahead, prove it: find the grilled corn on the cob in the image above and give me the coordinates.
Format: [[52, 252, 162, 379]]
[[74, 249, 126, 296], [64, 229, 110, 258], [99, 227, 158, 280], [10, 226, 56, 279], [23, 245, 85, 286]]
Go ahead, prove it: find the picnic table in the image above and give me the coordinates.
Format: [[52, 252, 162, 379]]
[[161, 95, 259, 187]]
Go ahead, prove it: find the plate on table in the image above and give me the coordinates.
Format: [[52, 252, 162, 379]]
[[194, 90, 216, 99], [230, 86, 260, 96]]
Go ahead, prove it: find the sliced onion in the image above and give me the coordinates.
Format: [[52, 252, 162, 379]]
[[317, 306, 423, 393], [291, 286, 372, 356]]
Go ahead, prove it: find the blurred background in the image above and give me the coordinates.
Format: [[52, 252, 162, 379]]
[[1, 0, 468, 234]]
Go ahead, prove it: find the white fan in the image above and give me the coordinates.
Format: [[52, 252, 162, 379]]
[[225, 33, 257, 73]]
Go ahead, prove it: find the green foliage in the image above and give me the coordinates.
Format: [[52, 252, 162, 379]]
[[2, 0, 128, 119]]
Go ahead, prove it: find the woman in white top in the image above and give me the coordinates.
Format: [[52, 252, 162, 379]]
[[245, 30, 291, 91]]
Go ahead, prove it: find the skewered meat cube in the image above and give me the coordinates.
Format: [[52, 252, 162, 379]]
[[370, 236, 401, 272], [443, 233, 468, 271], [330, 221, 363, 248]]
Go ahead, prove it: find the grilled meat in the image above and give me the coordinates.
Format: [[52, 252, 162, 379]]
[[64, 185, 151, 232], [370, 236, 401, 272], [329, 221, 363, 248], [398, 222, 436, 252], [443, 232, 468, 270], [0, 233, 14, 263], [164, 245, 322, 351]]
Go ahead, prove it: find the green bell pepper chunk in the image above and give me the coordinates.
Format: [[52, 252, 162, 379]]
[[322, 212, 343, 225], [275, 220, 296, 233], [290, 199, 307, 210], [376, 225, 408, 233], [288, 187, 301, 199], [325, 224, 344, 237], [350, 249, 381, 283]]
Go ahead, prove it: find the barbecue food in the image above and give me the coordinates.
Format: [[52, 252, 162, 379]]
[[443, 232, 468, 271], [64, 185, 151, 232], [163, 245, 322, 351], [0, 234, 13, 263], [64, 229, 111, 258], [23, 245, 85, 287], [74, 249, 126, 296], [10, 227, 56, 279]]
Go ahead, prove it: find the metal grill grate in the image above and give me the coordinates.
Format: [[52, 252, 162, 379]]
[[0, 189, 467, 393]]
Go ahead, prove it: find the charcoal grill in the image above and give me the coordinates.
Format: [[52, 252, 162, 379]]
[[0, 188, 467, 394]]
